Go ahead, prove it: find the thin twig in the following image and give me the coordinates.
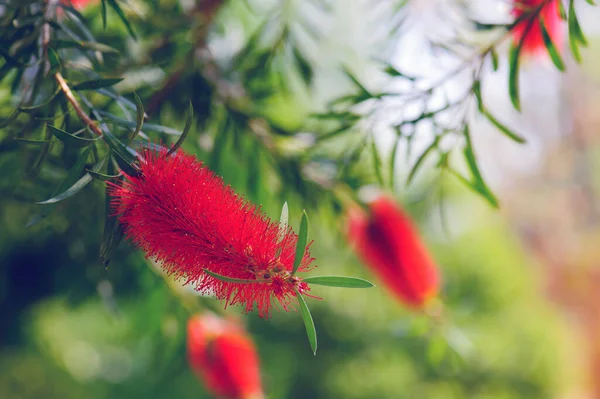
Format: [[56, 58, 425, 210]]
[[54, 71, 103, 136]]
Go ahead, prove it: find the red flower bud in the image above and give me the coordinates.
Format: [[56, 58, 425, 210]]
[[187, 314, 264, 399], [346, 196, 439, 308], [512, 0, 563, 58]]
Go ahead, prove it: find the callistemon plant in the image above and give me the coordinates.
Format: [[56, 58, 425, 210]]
[[109, 146, 374, 354]]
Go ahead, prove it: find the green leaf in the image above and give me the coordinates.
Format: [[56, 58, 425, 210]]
[[167, 102, 193, 156], [101, 0, 107, 29], [100, 160, 123, 267], [472, 80, 484, 113], [508, 42, 522, 112], [130, 92, 144, 141], [585, 0, 596, 4], [539, 19, 565, 71], [87, 169, 120, 181], [14, 137, 53, 145], [72, 78, 124, 91], [19, 88, 61, 112], [36, 158, 105, 205], [371, 135, 384, 186], [490, 48, 499, 71], [483, 111, 526, 143], [568, 0, 587, 63], [296, 290, 317, 355], [48, 48, 61, 70], [54, 39, 119, 54], [389, 136, 400, 188], [203, 269, 264, 284], [107, 0, 137, 39], [462, 125, 499, 207], [292, 210, 309, 275], [47, 124, 98, 147], [557, 0, 567, 20], [407, 137, 438, 186], [342, 65, 372, 97], [279, 201, 289, 226], [293, 46, 313, 86], [303, 276, 375, 288]]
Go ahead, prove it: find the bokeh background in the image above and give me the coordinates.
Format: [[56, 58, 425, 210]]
[[1, 0, 600, 398]]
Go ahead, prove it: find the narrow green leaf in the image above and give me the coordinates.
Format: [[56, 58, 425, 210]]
[[407, 137, 438, 186], [47, 124, 98, 147], [100, 159, 123, 266], [303, 276, 375, 288], [36, 158, 105, 205], [54, 40, 119, 54], [279, 201, 289, 226], [87, 169, 120, 181], [389, 136, 400, 188], [293, 46, 313, 86], [292, 210, 309, 275], [568, 0, 588, 46], [48, 48, 61, 69], [296, 291, 317, 355], [462, 125, 499, 207], [539, 19, 565, 71], [490, 48, 499, 71], [472, 80, 484, 113], [167, 102, 193, 156], [557, 0, 567, 20], [72, 78, 123, 91], [107, 0, 137, 39], [585, 0, 596, 4], [370, 136, 384, 186], [508, 42, 522, 112], [130, 92, 144, 141], [483, 111, 526, 143], [568, 0, 586, 63], [14, 137, 53, 145], [19, 88, 61, 112], [342, 65, 372, 97], [101, 0, 107, 29], [203, 269, 264, 284]]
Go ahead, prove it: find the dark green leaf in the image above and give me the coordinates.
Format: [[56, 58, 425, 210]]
[[539, 19, 565, 71], [47, 124, 98, 147], [36, 158, 105, 205], [48, 48, 61, 69], [483, 111, 526, 143], [389, 136, 400, 188], [14, 137, 53, 145], [462, 125, 499, 207], [203, 269, 264, 284], [371, 136, 384, 186], [292, 210, 309, 275], [558, 0, 567, 20], [407, 137, 438, 186], [490, 48, 499, 71], [508, 42, 522, 112], [72, 78, 123, 91], [472, 80, 484, 113], [100, 160, 123, 267], [293, 46, 313, 86], [19, 88, 61, 112], [101, 0, 107, 29], [54, 39, 119, 54], [167, 102, 193, 156], [107, 0, 137, 39], [130, 92, 144, 141], [342, 65, 372, 97], [87, 169, 120, 181], [296, 290, 317, 355], [568, 0, 586, 63], [303, 276, 375, 288]]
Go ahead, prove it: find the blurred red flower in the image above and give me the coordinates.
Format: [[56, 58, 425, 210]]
[[188, 314, 264, 399], [109, 148, 314, 318], [346, 196, 439, 309], [512, 0, 563, 57]]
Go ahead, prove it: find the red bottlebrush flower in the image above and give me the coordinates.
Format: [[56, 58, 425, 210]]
[[59, 0, 95, 9], [188, 313, 264, 399], [346, 196, 439, 308], [511, 0, 563, 57], [109, 148, 314, 318]]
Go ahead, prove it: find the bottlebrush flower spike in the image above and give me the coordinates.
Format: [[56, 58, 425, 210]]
[[511, 0, 563, 57], [109, 147, 315, 318], [188, 313, 264, 399], [346, 195, 439, 309]]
